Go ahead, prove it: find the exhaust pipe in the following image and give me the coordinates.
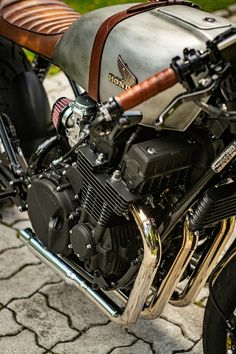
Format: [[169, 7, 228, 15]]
[[20, 202, 162, 326], [20, 228, 121, 319]]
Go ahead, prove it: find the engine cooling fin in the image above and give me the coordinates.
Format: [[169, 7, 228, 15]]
[[189, 181, 236, 231], [74, 145, 139, 226]]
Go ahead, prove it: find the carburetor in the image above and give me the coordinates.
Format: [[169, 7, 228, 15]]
[[52, 94, 97, 147]]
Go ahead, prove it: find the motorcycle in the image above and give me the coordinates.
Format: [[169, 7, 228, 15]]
[[0, 0, 236, 352]]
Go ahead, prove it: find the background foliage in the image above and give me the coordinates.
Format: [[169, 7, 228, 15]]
[[64, 0, 236, 13]]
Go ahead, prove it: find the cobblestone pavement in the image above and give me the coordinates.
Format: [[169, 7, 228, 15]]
[[0, 206, 206, 354], [0, 9, 236, 354]]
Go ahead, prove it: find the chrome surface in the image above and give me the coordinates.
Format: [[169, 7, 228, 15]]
[[171, 217, 236, 307], [20, 229, 120, 319], [118, 203, 162, 325], [218, 33, 236, 51], [20, 202, 161, 326], [140, 221, 198, 319]]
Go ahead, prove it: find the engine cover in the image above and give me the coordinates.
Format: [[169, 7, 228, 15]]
[[27, 176, 76, 254], [123, 132, 200, 193]]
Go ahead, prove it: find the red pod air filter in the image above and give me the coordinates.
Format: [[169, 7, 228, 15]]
[[51, 97, 72, 129]]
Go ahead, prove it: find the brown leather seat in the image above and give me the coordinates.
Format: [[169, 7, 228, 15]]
[[0, 0, 81, 58]]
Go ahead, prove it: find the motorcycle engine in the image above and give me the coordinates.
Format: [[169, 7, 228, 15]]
[[27, 95, 215, 290]]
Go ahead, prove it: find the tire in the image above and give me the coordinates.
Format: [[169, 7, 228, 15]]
[[203, 256, 236, 354]]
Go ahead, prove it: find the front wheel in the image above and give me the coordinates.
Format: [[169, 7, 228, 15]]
[[203, 255, 236, 354]]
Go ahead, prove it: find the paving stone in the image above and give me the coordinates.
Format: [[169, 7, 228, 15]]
[[44, 72, 74, 108], [12, 219, 32, 231], [0, 329, 44, 354], [41, 282, 107, 331], [195, 286, 209, 307], [9, 293, 78, 349], [190, 340, 203, 354], [128, 317, 193, 354], [53, 322, 134, 354], [212, 9, 229, 18], [229, 15, 236, 23], [229, 4, 236, 15], [0, 308, 22, 336], [162, 303, 204, 342], [0, 224, 22, 252], [0, 246, 40, 279], [0, 263, 59, 304], [111, 339, 153, 354], [0, 206, 28, 225]]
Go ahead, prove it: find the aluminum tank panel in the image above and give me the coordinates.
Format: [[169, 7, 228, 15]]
[[54, 4, 235, 131]]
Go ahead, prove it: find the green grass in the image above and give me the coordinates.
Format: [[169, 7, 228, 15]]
[[64, 0, 236, 14]]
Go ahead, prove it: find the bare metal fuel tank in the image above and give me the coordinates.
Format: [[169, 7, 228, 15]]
[[54, 4, 236, 131]]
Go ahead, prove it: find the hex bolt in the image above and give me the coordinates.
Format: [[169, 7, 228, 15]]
[[27, 184, 32, 190], [56, 186, 61, 192], [74, 195, 79, 200], [86, 244, 92, 249], [146, 196, 155, 208], [62, 170, 67, 176], [96, 153, 105, 165], [68, 244, 73, 249], [147, 147, 157, 155], [69, 214, 74, 220], [112, 170, 121, 181], [9, 181, 14, 186]]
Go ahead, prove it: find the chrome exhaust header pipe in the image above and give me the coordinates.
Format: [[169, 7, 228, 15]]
[[171, 217, 236, 307], [20, 202, 162, 326]]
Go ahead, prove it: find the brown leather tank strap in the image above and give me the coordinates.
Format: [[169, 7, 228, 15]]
[[88, 0, 198, 100]]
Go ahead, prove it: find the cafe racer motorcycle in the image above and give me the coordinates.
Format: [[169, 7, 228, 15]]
[[0, 0, 236, 352]]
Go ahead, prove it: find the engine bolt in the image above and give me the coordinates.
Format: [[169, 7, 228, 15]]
[[18, 206, 23, 212], [56, 186, 61, 192], [69, 230, 72, 235], [146, 196, 155, 208], [147, 147, 157, 155], [69, 214, 74, 220], [86, 244, 92, 249], [74, 195, 79, 200], [72, 162, 77, 168], [96, 153, 105, 165], [9, 181, 14, 186], [112, 170, 121, 181], [62, 170, 67, 176], [39, 175, 43, 179], [27, 184, 32, 189], [68, 244, 73, 249]]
